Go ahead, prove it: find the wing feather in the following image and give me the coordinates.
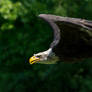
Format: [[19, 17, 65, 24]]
[[38, 14, 92, 60]]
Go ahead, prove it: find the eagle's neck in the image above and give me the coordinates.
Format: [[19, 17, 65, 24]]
[[44, 48, 52, 56]]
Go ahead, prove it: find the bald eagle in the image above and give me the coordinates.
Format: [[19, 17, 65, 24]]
[[29, 14, 92, 64]]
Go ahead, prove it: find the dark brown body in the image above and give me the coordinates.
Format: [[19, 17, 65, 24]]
[[54, 22, 92, 60]]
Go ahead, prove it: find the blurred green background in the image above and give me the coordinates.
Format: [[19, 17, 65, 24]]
[[0, 0, 92, 92]]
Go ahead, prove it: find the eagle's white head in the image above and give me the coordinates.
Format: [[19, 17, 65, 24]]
[[29, 48, 53, 64]]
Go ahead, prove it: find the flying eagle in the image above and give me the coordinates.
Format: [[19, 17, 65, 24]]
[[29, 14, 92, 64]]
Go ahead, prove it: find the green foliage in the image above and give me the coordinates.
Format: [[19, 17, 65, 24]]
[[0, 0, 22, 30], [0, 0, 92, 92], [0, 0, 21, 20]]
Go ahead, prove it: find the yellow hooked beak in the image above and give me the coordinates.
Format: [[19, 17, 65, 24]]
[[29, 56, 40, 64]]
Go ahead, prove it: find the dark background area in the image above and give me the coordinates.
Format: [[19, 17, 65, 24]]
[[0, 0, 92, 92]]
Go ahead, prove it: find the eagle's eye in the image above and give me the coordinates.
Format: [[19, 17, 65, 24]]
[[37, 55, 41, 58]]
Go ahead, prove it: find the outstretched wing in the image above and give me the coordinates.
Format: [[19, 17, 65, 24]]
[[38, 14, 92, 61], [39, 14, 92, 47]]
